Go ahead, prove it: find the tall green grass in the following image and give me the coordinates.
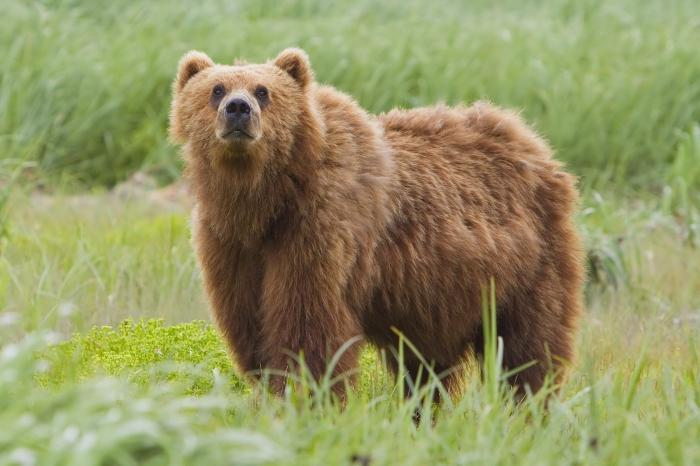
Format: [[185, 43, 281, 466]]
[[1, 0, 699, 187]]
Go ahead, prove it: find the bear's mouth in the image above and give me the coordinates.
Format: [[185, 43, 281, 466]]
[[221, 129, 255, 141]]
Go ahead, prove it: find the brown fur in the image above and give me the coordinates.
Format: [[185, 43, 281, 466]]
[[169, 48, 585, 398]]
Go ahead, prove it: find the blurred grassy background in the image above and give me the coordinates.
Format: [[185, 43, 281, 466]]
[[1, 0, 700, 189]]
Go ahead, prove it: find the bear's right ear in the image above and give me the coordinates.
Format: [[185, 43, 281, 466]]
[[273, 48, 313, 88], [174, 51, 214, 92]]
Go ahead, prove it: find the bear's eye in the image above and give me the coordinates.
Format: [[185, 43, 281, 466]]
[[254, 86, 268, 100], [212, 84, 225, 98]]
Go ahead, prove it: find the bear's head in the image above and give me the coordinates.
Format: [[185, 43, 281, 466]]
[[170, 48, 320, 177]]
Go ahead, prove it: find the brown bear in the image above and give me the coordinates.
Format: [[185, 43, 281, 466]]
[[169, 48, 585, 399]]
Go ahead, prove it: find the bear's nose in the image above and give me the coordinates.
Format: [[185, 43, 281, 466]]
[[225, 98, 251, 116]]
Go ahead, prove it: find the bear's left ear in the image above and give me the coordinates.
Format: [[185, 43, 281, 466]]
[[273, 48, 313, 88], [175, 51, 214, 92]]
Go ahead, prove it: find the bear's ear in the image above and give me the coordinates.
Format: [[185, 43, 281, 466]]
[[273, 48, 313, 88], [175, 51, 214, 92]]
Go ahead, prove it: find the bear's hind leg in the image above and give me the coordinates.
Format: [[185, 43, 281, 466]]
[[496, 292, 577, 398]]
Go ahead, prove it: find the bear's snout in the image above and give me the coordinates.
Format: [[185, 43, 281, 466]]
[[217, 95, 260, 143], [225, 98, 251, 120]]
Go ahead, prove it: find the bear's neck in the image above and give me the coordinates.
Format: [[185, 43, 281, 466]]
[[187, 109, 326, 248]]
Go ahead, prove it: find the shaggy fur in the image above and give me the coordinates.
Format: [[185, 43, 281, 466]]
[[169, 48, 585, 398]]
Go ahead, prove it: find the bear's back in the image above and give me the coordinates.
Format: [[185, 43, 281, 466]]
[[376, 101, 577, 228]]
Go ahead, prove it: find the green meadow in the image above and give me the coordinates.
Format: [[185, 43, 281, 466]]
[[1, 0, 699, 464]]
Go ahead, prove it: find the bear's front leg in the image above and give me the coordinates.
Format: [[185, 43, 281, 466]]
[[193, 217, 266, 378], [258, 237, 362, 398]]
